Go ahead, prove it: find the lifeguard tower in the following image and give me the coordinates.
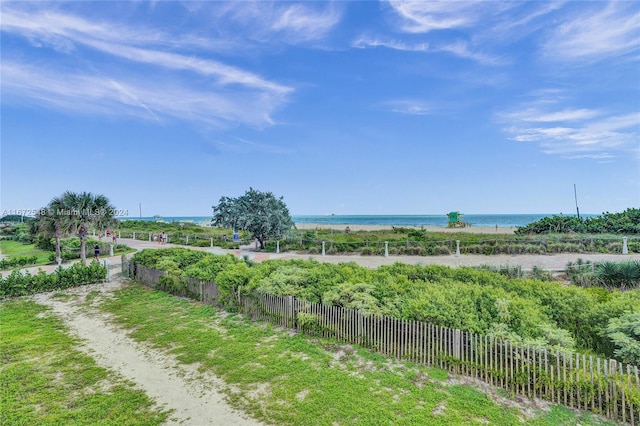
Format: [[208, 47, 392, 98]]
[[447, 211, 468, 228]]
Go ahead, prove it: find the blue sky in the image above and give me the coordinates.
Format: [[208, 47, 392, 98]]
[[1, 1, 639, 217]]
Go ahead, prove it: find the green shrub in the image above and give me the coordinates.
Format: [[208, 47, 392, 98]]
[[433, 246, 451, 255], [359, 246, 382, 256], [215, 262, 253, 305], [605, 313, 640, 364], [0, 255, 39, 270], [0, 262, 106, 298], [130, 249, 640, 360], [515, 208, 640, 235]]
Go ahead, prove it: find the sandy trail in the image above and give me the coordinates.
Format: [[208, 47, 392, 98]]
[[33, 280, 262, 426]]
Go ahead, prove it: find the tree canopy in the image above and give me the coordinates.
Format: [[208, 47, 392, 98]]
[[212, 188, 294, 249]]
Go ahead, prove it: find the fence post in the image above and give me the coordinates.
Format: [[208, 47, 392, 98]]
[[186, 235, 189, 245], [276, 240, 280, 254], [210, 237, 214, 248], [133, 232, 136, 240], [622, 237, 628, 254], [322, 241, 326, 256], [149, 232, 152, 242], [455, 240, 460, 257], [103, 259, 110, 281], [288, 295, 294, 327], [109, 244, 114, 256], [385, 241, 389, 257]]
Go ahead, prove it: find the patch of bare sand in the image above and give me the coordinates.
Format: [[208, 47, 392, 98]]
[[32, 280, 262, 426]]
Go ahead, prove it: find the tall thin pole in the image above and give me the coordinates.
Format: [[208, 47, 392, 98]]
[[574, 184, 580, 218], [139, 203, 142, 219]]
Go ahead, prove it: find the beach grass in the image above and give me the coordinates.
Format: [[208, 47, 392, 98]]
[[97, 281, 617, 426], [0, 298, 168, 426]]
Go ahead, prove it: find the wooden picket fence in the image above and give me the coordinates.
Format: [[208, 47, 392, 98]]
[[126, 262, 639, 424]]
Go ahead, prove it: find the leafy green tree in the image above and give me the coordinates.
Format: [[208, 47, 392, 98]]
[[212, 188, 294, 249]]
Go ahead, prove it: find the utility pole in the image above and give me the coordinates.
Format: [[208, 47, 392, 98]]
[[574, 184, 580, 218]]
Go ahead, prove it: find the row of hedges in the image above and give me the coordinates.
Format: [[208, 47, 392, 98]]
[[0, 255, 38, 270], [131, 248, 640, 364], [0, 262, 107, 298], [515, 208, 640, 235], [267, 236, 637, 256]]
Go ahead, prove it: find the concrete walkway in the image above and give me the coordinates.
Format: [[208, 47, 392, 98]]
[[3, 237, 639, 278]]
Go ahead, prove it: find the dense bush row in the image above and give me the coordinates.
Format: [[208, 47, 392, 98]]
[[515, 208, 640, 235], [0, 256, 38, 270], [262, 224, 638, 255], [0, 262, 107, 298], [131, 248, 640, 363]]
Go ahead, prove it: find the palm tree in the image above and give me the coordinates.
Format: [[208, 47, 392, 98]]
[[60, 191, 116, 264], [36, 195, 74, 264], [36, 191, 117, 264]]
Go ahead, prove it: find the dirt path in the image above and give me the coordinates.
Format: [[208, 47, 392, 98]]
[[32, 280, 262, 426]]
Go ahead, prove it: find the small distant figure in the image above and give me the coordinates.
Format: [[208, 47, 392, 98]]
[[153, 232, 158, 243], [112, 233, 117, 244], [160, 232, 166, 244], [94, 243, 100, 261], [345, 226, 351, 234], [106, 229, 111, 237]]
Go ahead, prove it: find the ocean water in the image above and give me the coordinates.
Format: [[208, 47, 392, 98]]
[[122, 213, 593, 228], [292, 214, 558, 228]]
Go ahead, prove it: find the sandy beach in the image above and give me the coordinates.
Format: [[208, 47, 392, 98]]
[[295, 223, 516, 234]]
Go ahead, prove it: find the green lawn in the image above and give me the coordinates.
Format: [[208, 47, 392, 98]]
[[0, 240, 52, 264], [0, 299, 168, 426], [98, 282, 618, 426], [0, 240, 51, 259]]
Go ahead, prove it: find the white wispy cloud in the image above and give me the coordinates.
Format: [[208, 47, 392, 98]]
[[0, 4, 292, 127], [387, 1, 482, 33], [351, 35, 428, 51], [0, 6, 223, 52], [211, 1, 341, 44], [1, 6, 291, 94], [503, 108, 601, 123], [435, 40, 507, 66], [382, 1, 509, 65], [542, 1, 640, 62], [271, 3, 341, 42], [1, 59, 284, 128], [385, 100, 433, 115], [83, 38, 291, 94], [352, 35, 503, 65], [499, 101, 639, 159]]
